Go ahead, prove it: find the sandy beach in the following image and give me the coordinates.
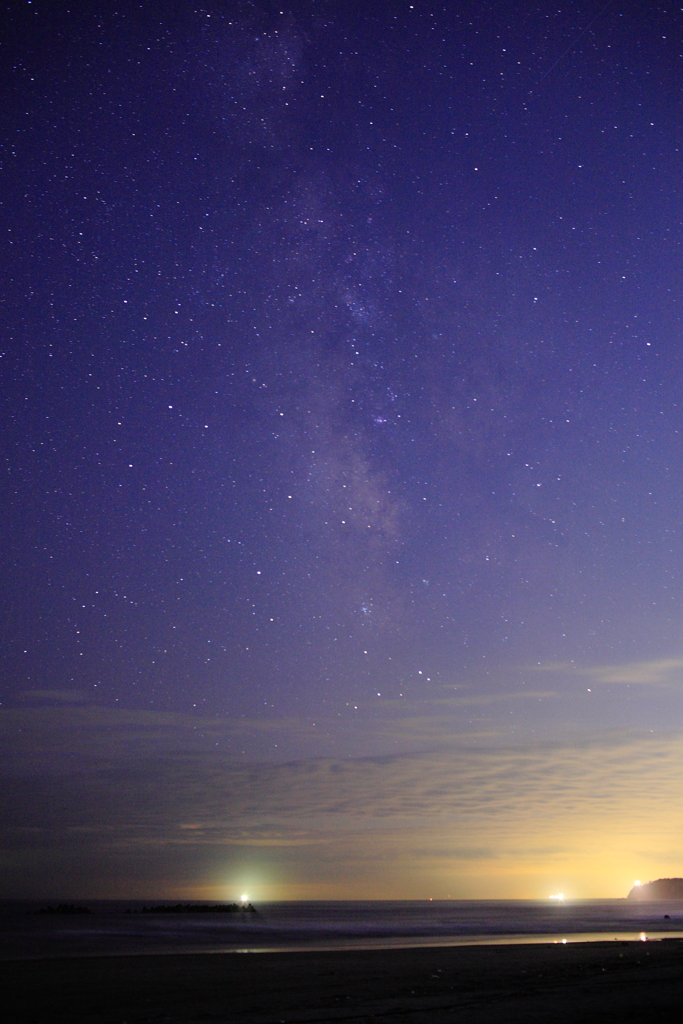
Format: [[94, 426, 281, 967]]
[[4, 938, 683, 1023]]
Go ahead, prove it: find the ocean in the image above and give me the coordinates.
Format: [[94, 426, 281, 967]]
[[2, 899, 683, 960]]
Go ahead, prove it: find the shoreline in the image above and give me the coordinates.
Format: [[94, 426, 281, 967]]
[[5, 938, 683, 1022], [4, 928, 683, 962]]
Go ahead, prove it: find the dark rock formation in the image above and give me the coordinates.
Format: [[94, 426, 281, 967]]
[[628, 878, 683, 900], [127, 902, 256, 914], [38, 903, 91, 915]]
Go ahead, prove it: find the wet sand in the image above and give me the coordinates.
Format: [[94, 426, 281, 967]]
[[4, 938, 683, 1023]]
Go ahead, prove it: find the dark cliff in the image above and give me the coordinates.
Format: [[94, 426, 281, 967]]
[[628, 878, 683, 900]]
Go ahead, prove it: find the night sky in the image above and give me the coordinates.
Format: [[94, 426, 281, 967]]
[[3, 0, 683, 900]]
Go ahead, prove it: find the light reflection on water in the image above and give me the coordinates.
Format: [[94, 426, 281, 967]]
[[223, 931, 683, 955]]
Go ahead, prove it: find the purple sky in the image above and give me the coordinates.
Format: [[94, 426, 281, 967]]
[[2, 0, 683, 899]]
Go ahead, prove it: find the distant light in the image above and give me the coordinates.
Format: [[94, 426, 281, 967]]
[[549, 893, 564, 901], [634, 880, 641, 886], [240, 894, 248, 903], [640, 932, 647, 942]]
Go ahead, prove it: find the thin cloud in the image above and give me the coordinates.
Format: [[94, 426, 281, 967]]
[[583, 657, 683, 686], [530, 657, 683, 687], [2, 722, 682, 896], [433, 690, 559, 707]]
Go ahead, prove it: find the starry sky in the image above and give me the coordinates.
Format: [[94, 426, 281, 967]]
[[3, 0, 683, 900]]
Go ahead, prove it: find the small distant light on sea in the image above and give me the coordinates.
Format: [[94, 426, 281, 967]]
[[640, 932, 647, 942], [241, 894, 248, 902], [549, 893, 564, 901]]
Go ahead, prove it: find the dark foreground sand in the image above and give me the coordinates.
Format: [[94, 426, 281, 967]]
[[4, 939, 683, 1023]]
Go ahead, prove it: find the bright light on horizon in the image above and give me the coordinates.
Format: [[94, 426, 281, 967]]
[[549, 893, 564, 900], [240, 893, 248, 903], [634, 880, 641, 886]]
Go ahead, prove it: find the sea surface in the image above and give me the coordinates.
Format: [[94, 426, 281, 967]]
[[2, 899, 683, 960]]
